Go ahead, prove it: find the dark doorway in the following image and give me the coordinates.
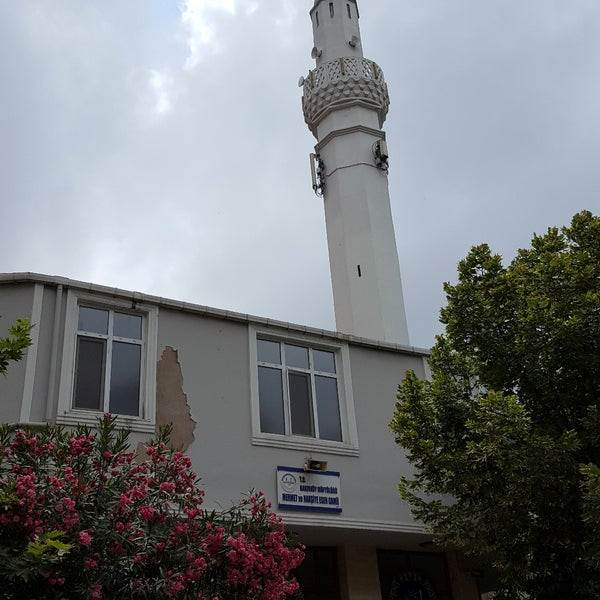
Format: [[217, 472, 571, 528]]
[[294, 546, 341, 600], [377, 550, 453, 600]]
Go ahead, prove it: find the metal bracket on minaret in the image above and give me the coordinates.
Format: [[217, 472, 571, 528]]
[[309, 153, 326, 197]]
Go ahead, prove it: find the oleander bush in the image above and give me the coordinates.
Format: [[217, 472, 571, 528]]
[[0, 415, 303, 600]]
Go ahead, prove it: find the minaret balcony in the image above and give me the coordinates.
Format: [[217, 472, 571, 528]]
[[302, 57, 390, 137]]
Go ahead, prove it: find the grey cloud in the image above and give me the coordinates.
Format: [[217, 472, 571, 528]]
[[1, 0, 598, 347]]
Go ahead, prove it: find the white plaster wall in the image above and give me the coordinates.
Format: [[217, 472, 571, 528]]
[[0, 284, 34, 422], [30, 286, 59, 422], [0, 282, 425, 532], [157, 307, 423, 529]]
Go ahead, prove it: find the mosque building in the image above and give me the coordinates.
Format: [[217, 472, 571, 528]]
[[0, 1, 486, 598]]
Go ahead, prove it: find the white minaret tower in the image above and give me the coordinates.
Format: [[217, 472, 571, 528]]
[[301, 0, 410, 345]]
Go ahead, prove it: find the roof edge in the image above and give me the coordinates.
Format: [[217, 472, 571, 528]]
[[0, 272, 430, 357]]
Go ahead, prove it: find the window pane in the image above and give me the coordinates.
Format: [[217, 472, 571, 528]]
[[313, 349, 336, 374], [258, 367, 285, 434], [289, 371, 314, 437], [109, 342, 141, 416], [315, 376, 342, 441], [286, 345, 309, 369], [74, 337, 105, 410], [114, 312, 142, 339], [258, 340, 281, 365], [78, 307, 108, 335]]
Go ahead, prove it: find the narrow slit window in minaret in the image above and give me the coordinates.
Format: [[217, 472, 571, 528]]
[[347, 4, 352, 18], [315, 11, 319, 27], [357, 265, 362, 278], [329, 3, 334, 18]]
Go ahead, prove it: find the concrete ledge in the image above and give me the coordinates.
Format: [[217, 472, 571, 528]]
[[278, 513, 426, 534]]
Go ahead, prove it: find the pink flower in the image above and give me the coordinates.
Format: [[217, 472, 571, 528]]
[[84, 558, 98, 569], [159, 481, 176, 492], [138, 505, 157, 522], [90, 584, 103, 599], [79, 530, 92, 546], [63, 498, 76, 512]]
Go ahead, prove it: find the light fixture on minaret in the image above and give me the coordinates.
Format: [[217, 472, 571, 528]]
[[300, 0, 410, 346]]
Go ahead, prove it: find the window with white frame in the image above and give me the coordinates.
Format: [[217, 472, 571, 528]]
[[256, 338, 344, 442], [74, 306, 144, 416], [57, 290, 158, 432]]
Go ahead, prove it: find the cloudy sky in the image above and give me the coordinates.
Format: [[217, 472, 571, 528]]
[[1, 0, 599, 348]]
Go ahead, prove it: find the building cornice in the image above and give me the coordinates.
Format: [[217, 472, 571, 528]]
[[279, 513, 426, 534], [0, 273, 430, 357]]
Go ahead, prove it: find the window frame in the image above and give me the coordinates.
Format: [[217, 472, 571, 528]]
[[74, 305, 144, 415], [57, 290, 158, 433], [249, 325, 359, 457]]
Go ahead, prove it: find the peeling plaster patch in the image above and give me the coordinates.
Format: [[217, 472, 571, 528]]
[[156, 346, 196, 451]]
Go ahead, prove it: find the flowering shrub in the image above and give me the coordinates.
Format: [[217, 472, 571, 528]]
[[0, 415, 303, 599]]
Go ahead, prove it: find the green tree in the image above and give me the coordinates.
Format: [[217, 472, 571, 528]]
[[0, 319, 31, 375], [390, 211, 600, 599]]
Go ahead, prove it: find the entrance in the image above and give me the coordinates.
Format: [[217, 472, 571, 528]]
[[294, 546, 341, 600], [377, 550, 453, 600]]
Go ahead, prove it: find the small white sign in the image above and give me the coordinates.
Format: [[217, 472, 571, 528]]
[[277, 466, 342, 514]]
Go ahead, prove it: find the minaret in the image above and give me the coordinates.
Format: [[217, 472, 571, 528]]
[[301, 0, 410, 346]]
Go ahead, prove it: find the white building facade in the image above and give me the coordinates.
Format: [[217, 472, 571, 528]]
[[0, 1, 486, 598], [0, 274, 482, 599]]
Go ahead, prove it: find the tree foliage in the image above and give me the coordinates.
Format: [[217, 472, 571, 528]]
[[0, 415, 303, 599], [0, 319, 31, 376], [390, 211, 600, 599]]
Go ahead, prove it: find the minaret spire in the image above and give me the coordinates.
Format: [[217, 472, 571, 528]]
[[302, 0, 410, 345]]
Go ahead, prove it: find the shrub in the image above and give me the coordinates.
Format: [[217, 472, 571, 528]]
[[0, 415, 303, 599]]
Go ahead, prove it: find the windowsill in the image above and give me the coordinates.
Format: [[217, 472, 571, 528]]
[[56, 410, 156, 434], [251, 433, 359, 457]]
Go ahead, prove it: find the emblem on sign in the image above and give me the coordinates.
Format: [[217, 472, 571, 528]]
[[281, 473, 298, 493]]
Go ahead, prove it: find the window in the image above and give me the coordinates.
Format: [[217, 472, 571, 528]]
[[258, 339, 342, 441], [74, 306, 143, 416], [329, 2, 334, 18], [250, 327, 359, 455], [57, 290, 158, 433], [315, 10, 319, 27], [347, 3, 352, 18]]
